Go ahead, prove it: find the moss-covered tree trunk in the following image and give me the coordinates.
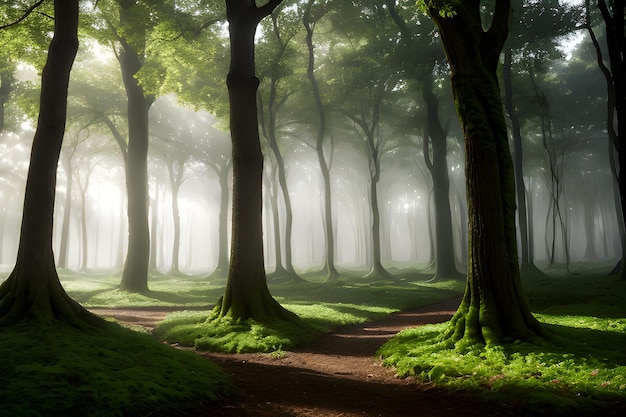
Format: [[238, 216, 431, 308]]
[[218, 0, 298, 323], [428, 0, 547, 345], [0, 0, 100, 328]]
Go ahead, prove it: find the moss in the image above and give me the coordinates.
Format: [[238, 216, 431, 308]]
[[0, 319, 235, 416]]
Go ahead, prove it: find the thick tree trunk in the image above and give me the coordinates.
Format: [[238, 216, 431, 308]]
[[218, 0, 298, 323], [0, 0, 100, 328], [117, 21, 152, 292], [429, 0, 547, 346]]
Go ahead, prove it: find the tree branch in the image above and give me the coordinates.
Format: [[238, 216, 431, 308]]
[[0, 0, 46, 30]]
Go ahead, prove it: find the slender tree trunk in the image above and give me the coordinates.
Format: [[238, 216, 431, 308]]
[[218, 0, 298, 324], [0, 0, 100, 327], [303, 1, 338, 281], [212, 164, 231, 276], [266, 77, 299, 278], [428, 0, 547, 346], [167, 160, 184, 274], [57, 152, 73, 269], [79, 185, 88, 271], [597, 0, 626, 279], [423, 68, 462, 280], [0, 69, 12, 132], [149, 188, 158, 270], [503, 48, 534, 274]]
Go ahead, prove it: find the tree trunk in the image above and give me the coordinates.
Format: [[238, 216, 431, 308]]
[[598, 0, 626, 279], [0, 68, 13, 132], [218, 0, 298, 323], [303, 1, 338, 281], [167, 159, 184, 274], [57, 152, 73, 269], [149, 188, 158, 270], [211, 163, 231, 276], [428, 0, 547, 346], [422, 68, 462, 281], [117, 7, 152, 292], [0, 0, 100, 328], [266, 76, 299, 279], [502, 48, 534, 274]]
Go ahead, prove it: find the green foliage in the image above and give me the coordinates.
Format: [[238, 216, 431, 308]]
[[155, 306, 316, 354], [152, 272, 463, 353], [0, 320, 235, 417], [418, 0, 458, 18], [378, 275, 626, 415]]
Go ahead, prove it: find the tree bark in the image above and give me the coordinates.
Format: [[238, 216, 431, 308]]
[[422, 67, 462, 281], [0, 68, 13, 132], [428, 0, 547, 346], [213, 164, 231, 276], [117, 1, 153, 292], [303, 0, 338, 281], [218, 0, 298, 323], [0, 0, 101, 328], [597, 0, 626, 279], [57, 151, 73, 269]]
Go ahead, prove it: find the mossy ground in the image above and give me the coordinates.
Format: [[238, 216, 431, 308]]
[[0, 318, 236, 417], [153, 271, 463, 353], [378, 270, 626, 416]]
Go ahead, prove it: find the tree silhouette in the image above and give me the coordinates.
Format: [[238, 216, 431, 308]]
[[0, 0, 101, 328]]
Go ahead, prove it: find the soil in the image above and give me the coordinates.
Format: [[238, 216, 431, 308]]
[[88, 299, 522, 417]]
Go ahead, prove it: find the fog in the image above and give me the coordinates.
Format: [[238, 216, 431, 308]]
[[0, 0, 621, 279]]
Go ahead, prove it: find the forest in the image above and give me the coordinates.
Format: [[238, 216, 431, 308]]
[[0, 0, 625, 416]]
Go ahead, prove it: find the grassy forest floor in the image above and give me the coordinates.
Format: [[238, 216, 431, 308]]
[[0, 263, 625, 416]]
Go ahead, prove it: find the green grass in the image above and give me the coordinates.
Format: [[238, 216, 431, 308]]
[[0, 319, 236, 417], [153, 272, 464, 353], [378, 272, 626, 416]]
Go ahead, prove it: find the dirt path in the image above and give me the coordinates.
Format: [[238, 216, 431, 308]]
[[91, 299, 518, 417]]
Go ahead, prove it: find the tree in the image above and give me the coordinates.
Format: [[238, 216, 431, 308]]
[[386, 0, 462, 280], [302, 0, 339, 280], [216, 0, 299, 323], [424, 0, 547, 345], [591, 0, 626, 278], [0, 0, 100, 327], [257, 10, 301, 280]]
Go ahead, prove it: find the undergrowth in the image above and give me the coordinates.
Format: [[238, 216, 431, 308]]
[[0, 319, 235, 416], [154, 301, 399, 353], [153, 275, 462, 353], [378, 274, 626, 415]]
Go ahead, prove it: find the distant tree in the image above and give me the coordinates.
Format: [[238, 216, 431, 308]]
[[386, 0, 462, 281], [424, 0, 548, 345], [588, 0, 626, 278], [216, 0, 299, 323], [302, 0, 339, 280], [502, 0, 577, 274], [0, 0, 100, 327], [257, 10, 301, 280]]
